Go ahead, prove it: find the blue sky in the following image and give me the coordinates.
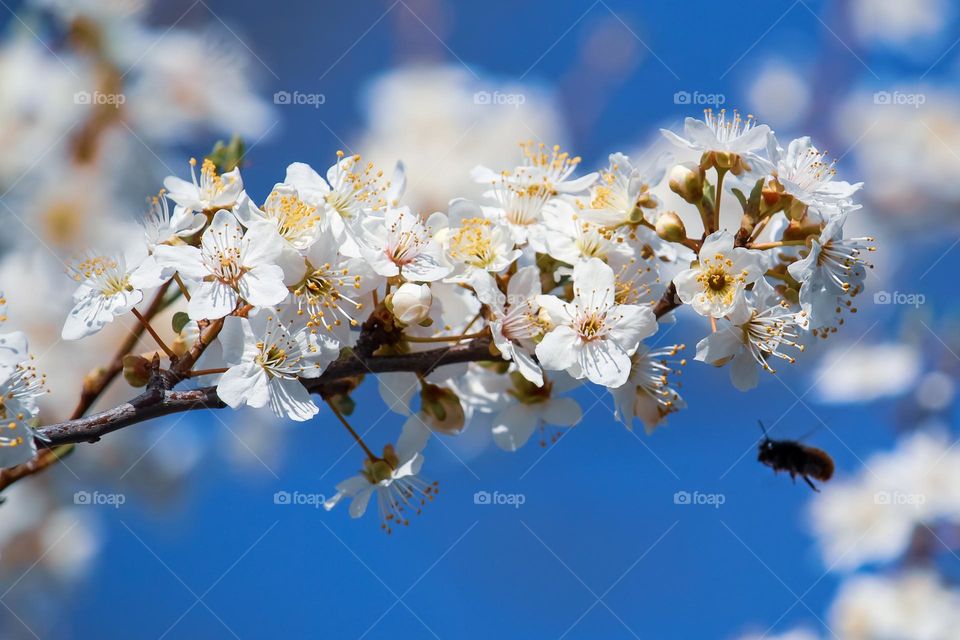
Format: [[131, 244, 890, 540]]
[[7, 0, 959, 637]]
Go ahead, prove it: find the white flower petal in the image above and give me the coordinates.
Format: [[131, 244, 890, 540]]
[[535, 326, 579, 372], [188, 280, 238, 320]]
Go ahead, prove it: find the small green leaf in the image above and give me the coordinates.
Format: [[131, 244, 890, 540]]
[[731, 188, 748, 211], [172, 312, 190, 334], [206, 135, 246, 173]]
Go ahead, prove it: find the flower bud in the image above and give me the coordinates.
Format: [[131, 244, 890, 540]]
[[122, 355, 151, 388], [389, 283, 432, 325], [655, 211, 687, 243], [668, 163, 704, 203], [420, 383, 466, 434]]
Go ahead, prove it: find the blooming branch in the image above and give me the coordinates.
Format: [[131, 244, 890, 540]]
[[0, 111, 874, 532]]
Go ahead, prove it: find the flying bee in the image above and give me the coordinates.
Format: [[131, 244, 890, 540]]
[[756, 421, 834, 492]]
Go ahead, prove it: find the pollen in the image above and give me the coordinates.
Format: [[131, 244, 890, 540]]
[[449, 218, 497, 268], [69, 255, 132, 297], [264, 189, 321, 242]]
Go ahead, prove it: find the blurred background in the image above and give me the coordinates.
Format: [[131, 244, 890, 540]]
[[0, 0, 958, 638]]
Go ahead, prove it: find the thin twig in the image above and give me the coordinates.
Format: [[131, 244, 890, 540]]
[[172, 272, 192, 301], [132, 308, 176, 359], [326, 398, 378, 462], [184, 367, 229, 378], [405, 330, 487, 344]]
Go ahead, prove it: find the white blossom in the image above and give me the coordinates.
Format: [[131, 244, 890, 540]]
[[695, 278, 806, 391], [767, 135, 862, 218], [236, 183, 325, 252], [478, 180, 552, 251], [830, 571, 960, 640], [472, 266, 543, 385], [143, 191, 205, 252], [536, 258, 657, 388], [283, 156, 402, 252], [437, 198, 522, 278], [575, 152, 669, 228], [0, 359, 47, 468], [62, 247, 164, 340], [491, 372, 581, 451], [611, 344, 686, 433], [810, 430, 960, 570], [359, 206, 450, 282], [661, 108, 771, 168], [124, 29, 273, 141], [216, 310, 336, 421], [0, 324, 28, 381], [163, 158, 244, 213], [673, 230, 763, 319], [286, 231, 381, 347], [324, 414, 436, 534], [542, 200, 634, 267], [475, 141, 596, 196], [154, 210, 289, 320], [788, 213, 873, 333]]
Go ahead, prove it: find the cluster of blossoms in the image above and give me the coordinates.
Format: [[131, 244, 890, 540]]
[[0, 292, 47, 468], [0, 109, 873, 532]]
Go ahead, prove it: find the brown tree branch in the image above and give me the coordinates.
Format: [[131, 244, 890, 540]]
[[34, 337, 499, 447], [0, 283, 173, 491], [652, 282, 681, 318], [0, 286, 683, 493]]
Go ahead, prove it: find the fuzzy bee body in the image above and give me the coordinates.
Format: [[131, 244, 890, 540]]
[[756, 422, 835, 492]]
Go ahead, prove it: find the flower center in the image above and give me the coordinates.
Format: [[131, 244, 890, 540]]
[[325, 190, 356, 220], [387, 217, 429, 267], [211, 248, 245, 285], [519, 141, 582, 190], [696, 253, 744, 306], [449, 218, 496, 268], [254, 337, 302, 379], [575, 225, 609, 260], [70, 256, 132, 297], [707, 270, 729, 292], [266, 190, 320, 241], [576, 312, 606, 341], [790, 148, 836, 192], [193, 158, 238, 207], [293, 263, 363, 331], [703, 108, 758, 144]]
